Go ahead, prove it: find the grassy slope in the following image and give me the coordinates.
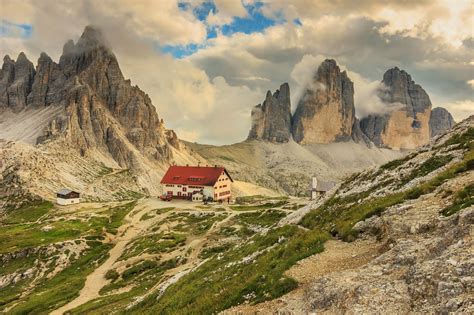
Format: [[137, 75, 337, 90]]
[[129, 126, 473, 314], [0, 201, 137, 313]]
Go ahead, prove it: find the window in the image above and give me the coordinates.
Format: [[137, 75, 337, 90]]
[[183, 187, 187, 192], [167, 191, 172, 195], [178, 192, 182, 197]]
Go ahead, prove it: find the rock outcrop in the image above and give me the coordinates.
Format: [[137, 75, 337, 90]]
[[430, 107, 455, 137], [248, 83, 292, 143], [0, 53, 36, 111], [360, 67, 432, 150], [0, 26, 179, 169], [291, 59, 358, 144]]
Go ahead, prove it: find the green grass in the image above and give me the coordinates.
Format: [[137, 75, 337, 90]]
[[120, 232, 186, 261], [441, 183, 474, 216], [105, 270, 119, 281], [140, 212, 155, 221], [301, 141, 474, 241], [230, 200, 288, 211], [379, 153, 416, 171], [105, 201, 136, 234], [122, 260, 158, 280], [0, 217, 108, 254], [437, 127, 474, 149], [6, 241, 112, 314], [167, 212, 227, 235], [2, 200, 53, 224], [132, 226, 328, 314], [235, 195, 288, 205], [399, 154, 454, 186], [199, 243, 233, 259], [235, 210, 286, 227], [70, 258, 181, 314], [300, 190, 405, 241]]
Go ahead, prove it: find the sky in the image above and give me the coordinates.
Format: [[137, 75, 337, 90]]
[[0, 0, 473, 144]]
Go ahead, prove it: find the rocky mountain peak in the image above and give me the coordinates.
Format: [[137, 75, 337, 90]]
[[291, 59, 358, 144], [248, 82, 292, 143], [360, 67, 433, 150], [3, 55, 12, 63], [0, 52, 35, 111], [429, 107, 456, 137], [380, 66, 431, 114], [1, 25, 182, 172]]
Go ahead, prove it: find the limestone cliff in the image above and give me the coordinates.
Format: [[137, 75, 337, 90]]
[[430, 107, 455, 137], [248, 83, 292, 143], [0, 26, 180, 169], [291, 59, 358, 144], [0, 53, 36, 111], [360, 67, 432, 150]]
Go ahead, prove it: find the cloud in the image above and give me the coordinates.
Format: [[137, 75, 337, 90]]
[[442, 100, 474, 122], [467, 80, 474, 89], [207, 0, 247, 26], [290, 54, 406, 117]]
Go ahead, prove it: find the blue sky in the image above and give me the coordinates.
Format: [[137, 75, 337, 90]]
[[160, 1, 292, 59], [0, 20, 33, 39]]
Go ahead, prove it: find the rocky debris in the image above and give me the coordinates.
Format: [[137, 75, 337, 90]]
[[360, 67, 432, 150], [0, 239, 89, 289], [430, 107, 456, 137], [292, 59, 358, 144], [248, 83, 292, 143], [0, 53, 36, 111], [305, 196, 473, 314]]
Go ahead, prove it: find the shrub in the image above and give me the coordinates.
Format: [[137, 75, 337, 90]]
[[105, 270, 119, 281]]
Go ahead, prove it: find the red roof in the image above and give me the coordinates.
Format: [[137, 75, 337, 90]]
[[160, 165, 233, 186]]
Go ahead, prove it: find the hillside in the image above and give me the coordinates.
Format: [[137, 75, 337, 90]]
[[133, 116, 472, 314], [186, 139, 401, 195], [0, 114, 471, 313]]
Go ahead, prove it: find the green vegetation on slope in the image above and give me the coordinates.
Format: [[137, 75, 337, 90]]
[[7, 241, 112, 315], [230, 200, 288, 211], [302, 126, 474, 240], [133, 226, 328, 314], [2, 200, 53, 224], [441, 183, 474, 216]]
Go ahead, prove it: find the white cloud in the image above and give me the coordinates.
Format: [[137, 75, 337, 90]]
[[467, 80, 474, 89], [207, 0, 247, 26], [442, 100, 474, 121]]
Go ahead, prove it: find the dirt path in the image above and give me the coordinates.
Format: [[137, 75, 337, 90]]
[[125, 210, 238, 309], [224, 239, 381, 314], [51, 200, 153, 315]]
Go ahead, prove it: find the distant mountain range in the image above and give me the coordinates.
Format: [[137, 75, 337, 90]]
[[247, 59, 455, 150], [0, 26, 458, 199]]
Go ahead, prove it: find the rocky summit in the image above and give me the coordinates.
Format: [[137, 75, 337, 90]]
[[360, 67, 432, 150], [248, 83, 292, 143], [0, 26, 179, 170], [430, 107, 456, 137], [292, 59, 360, 144]]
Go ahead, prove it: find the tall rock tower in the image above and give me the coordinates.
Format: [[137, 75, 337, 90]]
[[248, 83, 292, 143], [291, 59, 358, 144], [360, 67, 432, 150]]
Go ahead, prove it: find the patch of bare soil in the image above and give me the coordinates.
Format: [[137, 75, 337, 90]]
[[224, 239, 380, 314]]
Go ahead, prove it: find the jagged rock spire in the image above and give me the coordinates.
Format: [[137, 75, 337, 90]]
[[291, 59, 357, 144], [248, 82, 292, 143]]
